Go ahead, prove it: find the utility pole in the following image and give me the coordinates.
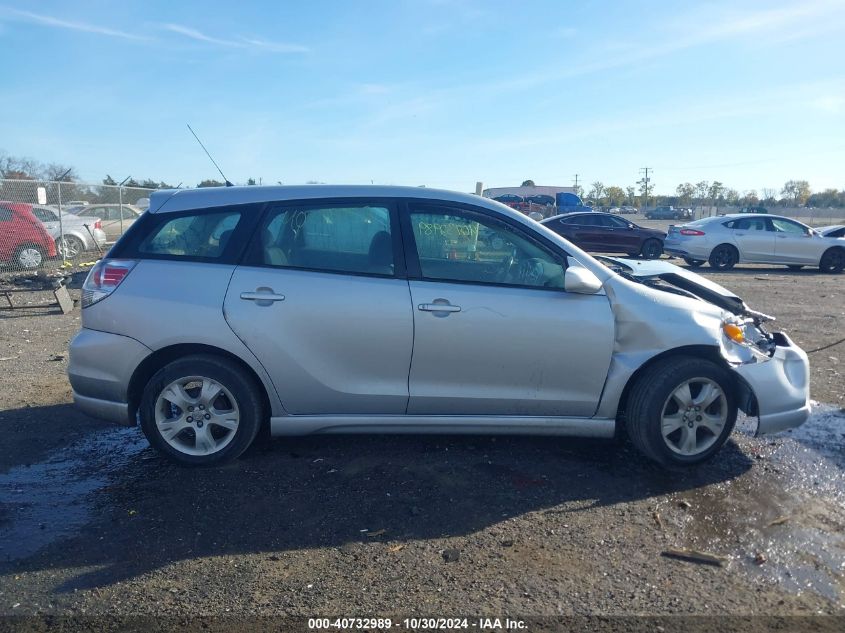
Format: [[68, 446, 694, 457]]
[[638, 167, 652, 208], [573, 173, 580, 190]]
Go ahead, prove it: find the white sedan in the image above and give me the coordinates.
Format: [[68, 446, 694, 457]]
[[664, 214, 845, 272]]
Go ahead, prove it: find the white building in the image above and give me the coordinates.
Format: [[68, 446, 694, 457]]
[[482, 185, 577, 199]]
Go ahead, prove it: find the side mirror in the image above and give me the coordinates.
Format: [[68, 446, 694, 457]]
[[564, 266, 603, 294]]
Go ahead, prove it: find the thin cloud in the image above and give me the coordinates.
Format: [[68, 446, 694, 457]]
[[162, 23, 309, 53], [0, 6, 147, 40], [465, 0, 845, 96]]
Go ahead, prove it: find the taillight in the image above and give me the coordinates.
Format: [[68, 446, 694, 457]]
[[680, 228, 706, 236], [81, 259, 137, 308], [94, 220, 102, 230]]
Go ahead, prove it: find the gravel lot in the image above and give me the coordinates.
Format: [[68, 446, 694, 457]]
[[0, 248, 843, 626]]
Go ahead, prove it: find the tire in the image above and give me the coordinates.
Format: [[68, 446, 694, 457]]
[[787, 265, 803, 271], [15, 245, 45, 269], [625, 356, 737, 467], [139, 354, 265, 466], [640, 239, 663, 259], [683, 257, 705, 268], [708, 244, 738, 270], [819, 248, 845, 274], [56, 235, 85, 259]]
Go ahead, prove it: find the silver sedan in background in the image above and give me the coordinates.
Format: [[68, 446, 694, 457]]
[[664, 213, 845, 272], [29, 205, 107, 259]]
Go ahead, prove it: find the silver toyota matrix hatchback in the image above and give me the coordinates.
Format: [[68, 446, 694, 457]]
[[68, 186, 810, 467]]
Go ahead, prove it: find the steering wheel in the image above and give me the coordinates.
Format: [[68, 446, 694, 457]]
[[496, 251, 516, 283], [517, 258, 545, 285]]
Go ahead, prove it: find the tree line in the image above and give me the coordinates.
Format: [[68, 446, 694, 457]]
[[3, 151, 843, 208], [536, 178, 845, 209]]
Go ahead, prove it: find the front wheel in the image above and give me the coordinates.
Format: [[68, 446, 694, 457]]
[[819, 248, 845, 274], [640, 239, 663, 259], [625, 357, 737, 467], [139, 355, 265, 466]]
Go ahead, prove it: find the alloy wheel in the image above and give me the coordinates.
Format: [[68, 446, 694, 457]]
[[57, 236, 84, 259], [154, 376, 240, 456], [660, 378, 728, 456]]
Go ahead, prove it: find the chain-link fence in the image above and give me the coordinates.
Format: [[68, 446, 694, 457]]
[[0, 178, 155, 276]]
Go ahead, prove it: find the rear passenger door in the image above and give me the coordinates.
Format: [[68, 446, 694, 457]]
[[224, 200, 414, 415], [730, 217, 775, 262]]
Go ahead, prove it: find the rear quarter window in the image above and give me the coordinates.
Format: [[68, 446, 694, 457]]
[[138, 211, 242, 258]]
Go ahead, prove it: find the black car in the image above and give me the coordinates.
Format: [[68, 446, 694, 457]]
[[644, 206, 684, 220], [525, 194, 555, 207], [541, 212, 666, 258]]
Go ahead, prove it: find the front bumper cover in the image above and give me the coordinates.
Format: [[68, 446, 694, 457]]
[[733, 332, 811, 435]]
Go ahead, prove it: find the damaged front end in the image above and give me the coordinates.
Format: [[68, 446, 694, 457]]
[[599, 257, 811, 435]]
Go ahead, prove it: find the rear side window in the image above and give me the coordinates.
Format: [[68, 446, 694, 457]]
[[250, 203, 395, 276], [138, 211, 242, 258], [0, 207, 12, 222]]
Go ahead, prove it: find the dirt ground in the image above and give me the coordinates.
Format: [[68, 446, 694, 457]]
[[0, 251, 843, 628]]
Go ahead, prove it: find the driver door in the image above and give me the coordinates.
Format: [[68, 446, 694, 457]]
[[403, 202, 614, 417]]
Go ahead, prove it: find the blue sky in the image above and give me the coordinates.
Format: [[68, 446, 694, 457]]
[[1, 0, 844, 194]]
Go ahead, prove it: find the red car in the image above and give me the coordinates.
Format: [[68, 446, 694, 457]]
[[0, 202, 58, 269]]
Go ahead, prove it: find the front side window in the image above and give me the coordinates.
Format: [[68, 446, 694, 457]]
[[138, 211, 241, 258], [771, 218, 809, 235], [255, 204, 394, 276], [606, 215, 630, 228], [409, 206, 565, 289]]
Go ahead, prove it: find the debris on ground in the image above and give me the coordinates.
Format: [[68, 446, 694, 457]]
[[366, 529, 386, 537], [677, 500, 692, 509], [661, 548, 726, 567], [768, 516, 790, 527], [442, 549, 460, 563], [753, 552, 767, 565], [652, 511, 664, 529]]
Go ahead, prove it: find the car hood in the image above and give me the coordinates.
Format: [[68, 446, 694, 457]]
[[598, 256, 774, 323]]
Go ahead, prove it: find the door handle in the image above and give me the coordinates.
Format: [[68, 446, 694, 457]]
[[418, 302, 461, 313], [735, 232, 746, 236], [240, 289, 286, 303]]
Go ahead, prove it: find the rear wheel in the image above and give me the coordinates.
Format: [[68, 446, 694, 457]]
[[819, 248, 845, 274], [625, 356, 737, 467], [15, 245, 45, 269], [640, 239, 663, 259], [708, 244, 738, 270], [139, 355, 264, 466], [56, 235, 85, 259], [683, 257, 705, 267]]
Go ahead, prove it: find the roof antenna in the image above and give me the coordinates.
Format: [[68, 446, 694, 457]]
[[187, 123, 233, 187]]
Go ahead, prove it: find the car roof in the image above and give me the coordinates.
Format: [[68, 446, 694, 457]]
[[149, 185, 511, 215]]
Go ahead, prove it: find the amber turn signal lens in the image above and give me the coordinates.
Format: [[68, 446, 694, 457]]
[[722, 323, 745, 344]]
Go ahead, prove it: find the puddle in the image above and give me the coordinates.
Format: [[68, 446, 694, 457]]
[[677, 404, 845, 606], [0, 427, 146, 562]]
